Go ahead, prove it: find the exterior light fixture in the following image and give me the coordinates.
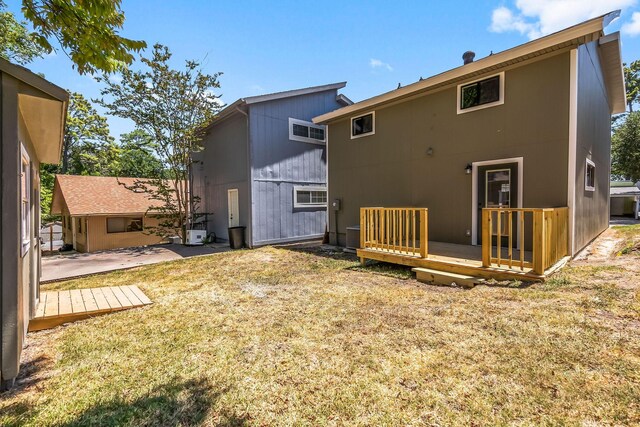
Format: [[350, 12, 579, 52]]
[[465, 164, 472, 174], [427, 147, 434, 156]]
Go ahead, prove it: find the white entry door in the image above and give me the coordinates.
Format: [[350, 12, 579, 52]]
[[227, 189, 239, 227]]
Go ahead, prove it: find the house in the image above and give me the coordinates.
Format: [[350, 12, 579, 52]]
[[192, 83, 352, 247], [313, 12, 625, 282], [610, 181, 640, 219], [0, 58, 68, 389], [50, 175, 169, 252]]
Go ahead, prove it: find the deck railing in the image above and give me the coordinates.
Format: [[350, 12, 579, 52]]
[[360, 208, 428, 258], [481, 207, 569, 275]]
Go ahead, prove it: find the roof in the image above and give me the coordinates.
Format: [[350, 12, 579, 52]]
[[51, 175, 177, 216], [0, 57, 68, 164], [611, 183, 640, 196], [205, 82, 348, 129], [314, 11, 625, 124]]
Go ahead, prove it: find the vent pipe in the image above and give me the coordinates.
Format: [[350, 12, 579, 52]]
[[462, 51, 475, 65]]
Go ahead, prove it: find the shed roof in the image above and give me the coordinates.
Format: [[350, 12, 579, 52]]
[[51, 175, 177, 216], [611, 185, 640, 196], [313, 11, 625, 124]]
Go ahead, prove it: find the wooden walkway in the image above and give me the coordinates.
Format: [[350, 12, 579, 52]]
[[29, 285, 152, 332]]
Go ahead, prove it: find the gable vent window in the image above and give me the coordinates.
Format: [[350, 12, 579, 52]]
[[585, 159, 596, 191], [289, 118, 326, 144], [293, 186, 327, 208], [351, 112, 375, 139], [457, 72, 504, 114]]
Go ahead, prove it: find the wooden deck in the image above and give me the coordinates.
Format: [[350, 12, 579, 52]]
[[358, 241, 568, 281], [29, 285, 152, 332]]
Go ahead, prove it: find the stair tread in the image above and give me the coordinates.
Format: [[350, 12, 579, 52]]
[[411, 267, 476, 280]]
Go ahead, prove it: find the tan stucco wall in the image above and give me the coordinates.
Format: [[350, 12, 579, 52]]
[[327, 52, 571, 246]]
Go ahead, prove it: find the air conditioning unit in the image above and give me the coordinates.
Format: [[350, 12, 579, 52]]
[[186, 229, 206, 245]]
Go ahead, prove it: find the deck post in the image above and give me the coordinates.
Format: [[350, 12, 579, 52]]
[[481, 209, 491, 267], [359, 208, 365, 249], [533, 210, 546, 275], [419, 209, 428, 258]]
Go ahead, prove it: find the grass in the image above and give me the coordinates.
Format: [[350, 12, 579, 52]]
[[613, 224, 640, 255], [1, 234, 639, 426]]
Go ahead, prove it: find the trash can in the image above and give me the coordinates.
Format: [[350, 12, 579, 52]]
[[228, 226, 246, 249]]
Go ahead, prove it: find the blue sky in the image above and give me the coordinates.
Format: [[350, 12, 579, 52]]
[[6, 0, 640, 140]]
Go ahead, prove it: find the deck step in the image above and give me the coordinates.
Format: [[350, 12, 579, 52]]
[[412, 268, 481, 288]]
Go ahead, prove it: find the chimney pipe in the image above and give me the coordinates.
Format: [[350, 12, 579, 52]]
[[462, 51, 475, 65]]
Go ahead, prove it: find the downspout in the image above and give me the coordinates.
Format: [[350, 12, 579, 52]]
[[235, 105, 253, 248]]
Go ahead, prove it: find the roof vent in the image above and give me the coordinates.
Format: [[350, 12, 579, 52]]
[[462, 51, 475, 65]]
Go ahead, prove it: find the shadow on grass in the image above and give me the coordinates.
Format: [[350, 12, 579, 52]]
[[56, 378, 245, 427]]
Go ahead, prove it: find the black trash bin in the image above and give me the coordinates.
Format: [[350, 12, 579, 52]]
[[228, 226, 246, 249]]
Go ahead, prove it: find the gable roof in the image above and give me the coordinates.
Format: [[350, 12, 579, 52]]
[[0, 57, 68, 163], [205, 82, 350, 129], [314, 11, 625, 124], [51, 175, 175, 216]]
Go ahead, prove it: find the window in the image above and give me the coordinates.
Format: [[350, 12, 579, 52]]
[[20, 146, 31, 256], [288, 118, 326, 144], [107, 217, 143, 233], [351, 112, 375, 139], [293, 186, 327, 208], [457, 72, 504, 114], [585, 159, 595, 191]]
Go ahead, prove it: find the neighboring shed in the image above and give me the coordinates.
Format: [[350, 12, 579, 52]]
[[51, 175, 169, 252], [192, 82, 351, 247], [610, 181, 640, 218], [0, 57, 68, 389]]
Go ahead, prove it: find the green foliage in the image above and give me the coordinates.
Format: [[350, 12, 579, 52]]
[[40, 163, 58, 223], [20, 0, 145, 74], [0, 1, 45, 64], [612, 111, 640, 182], [624, 60, 640, 112], [115, 130, 166, 178], [98, 44, 223, 242]]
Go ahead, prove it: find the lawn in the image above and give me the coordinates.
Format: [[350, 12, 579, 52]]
[[1, 228, 639, 426]]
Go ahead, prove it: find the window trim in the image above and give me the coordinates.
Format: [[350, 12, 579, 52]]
[[457, 72, 505, 114], [293, 186, 328, 208], [106, 216, 145, 234], [288, 118, 327, 145], [20, 145, 31, 257], [350, 111, 376, 139], [585, 158, 596, 192]]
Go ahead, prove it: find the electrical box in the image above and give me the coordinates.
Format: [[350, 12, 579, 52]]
[[331, 199, 341, 211], [186, 229, 206, 245]]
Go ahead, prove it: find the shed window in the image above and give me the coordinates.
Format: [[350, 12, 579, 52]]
[[20, 146, 31, 256], [351, 112, 375, 138], [107, 217, 143, 233], [457, 72, 504, 113], [293, 186, 327, 208], [288, 118, 326, 144], [585, 159, 595, 191]]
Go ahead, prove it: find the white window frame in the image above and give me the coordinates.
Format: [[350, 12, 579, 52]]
[[457, 72, 505, 114], [293, 186, 328, 208], [20, 145, 31, 256], [585, 158, 596, 192], [350, 111, 375, 139], [288, 118, 327, 145]]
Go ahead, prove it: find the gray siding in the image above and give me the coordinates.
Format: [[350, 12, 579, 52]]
[[192, 113, 251, 245], [574, 42, 612, 253], [249, 91, 341, 245], [327, 53, 571, 246]]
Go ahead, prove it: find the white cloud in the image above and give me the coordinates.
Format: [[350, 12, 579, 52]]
[[622, 11, 640, 35], [369, 58, 393, 71], [489, 0, 634, 40]]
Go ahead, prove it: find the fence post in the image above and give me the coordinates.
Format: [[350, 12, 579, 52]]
[[419, 209, 428, 258], [50, 224, 53, 252], [481, 209, 491, 267], [533, 210, 546, 275], [359, 208, 366, 265]]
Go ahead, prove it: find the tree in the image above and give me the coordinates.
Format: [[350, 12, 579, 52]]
[[62, 92, 114, 174], [0, 1, 45, 64], [0, 0, 145, 74], [624, 60, 640, 112], [114, 130, 166, 178], [612, 111, 640, 182], [98, 44, 222, 243]]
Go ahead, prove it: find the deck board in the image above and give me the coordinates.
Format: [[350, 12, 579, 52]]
[[29, 285, 152, 332]]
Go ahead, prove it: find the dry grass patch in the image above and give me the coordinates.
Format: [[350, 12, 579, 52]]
[[1, 233, 639, 425]]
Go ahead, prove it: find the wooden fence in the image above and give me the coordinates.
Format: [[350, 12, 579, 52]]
[[360, 208, 428, 258]]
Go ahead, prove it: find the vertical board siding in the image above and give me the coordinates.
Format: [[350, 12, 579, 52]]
[[249, 90, 341, 245]]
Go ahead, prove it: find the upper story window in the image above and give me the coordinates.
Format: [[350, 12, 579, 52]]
[[351, 112, 375, 139], [457, 72, 504, 114], [288, 118, 326, 145], [293, 186, 327, 208], [585, 159, 595, 191], [20, 145, 31, 256]]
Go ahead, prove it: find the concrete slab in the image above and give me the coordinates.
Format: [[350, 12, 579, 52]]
[[41, 243, 231, 282]]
